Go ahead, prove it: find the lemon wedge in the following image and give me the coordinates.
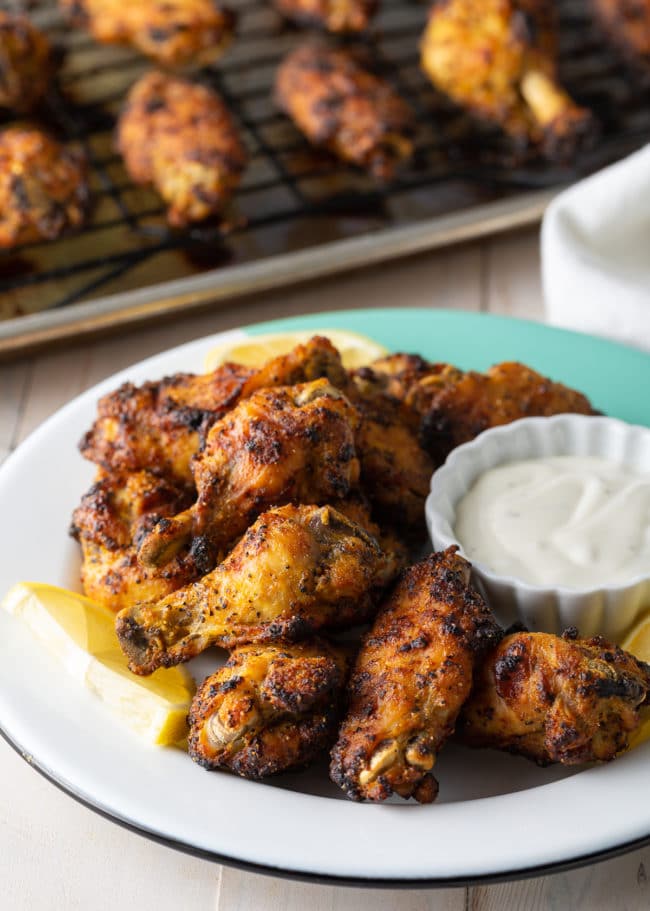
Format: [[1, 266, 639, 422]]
[[2, 583, 195, 746], [622, 614, 650, 749], [204, 329, 389, 373]]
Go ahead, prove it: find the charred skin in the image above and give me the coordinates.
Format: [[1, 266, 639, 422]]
[[275, 44, 414, 180], [189, 641, 348, 777], [79, 336, 347, 487], [60, 0, 235, 69], [458, 630, 650, 764], [348, 375, 434, 533], [116, 503, 392, 675], [79, 362, 253, 487], [273, 0, 377, 33], [0, 127, 88, 249], [367, 357, 597, 466], [410, 361, 598, 464], [420, 0, 595, 159], [137, 377, 361, 564], [69, 469, 206, 612], [116, 71, 247, 227], [591, 0, 650, 68], [332, 491, 409, 583], [0, 13, 53, 112], [330, 547, 501, 803]]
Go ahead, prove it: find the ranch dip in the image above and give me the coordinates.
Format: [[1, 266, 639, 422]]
[[454, 456, 650, 589]]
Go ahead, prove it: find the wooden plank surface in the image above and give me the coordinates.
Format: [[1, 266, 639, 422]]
[[2, 229, 645, 911]]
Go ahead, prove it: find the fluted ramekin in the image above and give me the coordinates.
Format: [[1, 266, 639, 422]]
[[426, 414, 650, 641]]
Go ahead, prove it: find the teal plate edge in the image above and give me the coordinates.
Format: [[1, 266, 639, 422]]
[[242, 307, 650, 428]]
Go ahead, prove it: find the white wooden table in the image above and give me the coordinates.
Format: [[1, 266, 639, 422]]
[[1, 228, 648, 910]]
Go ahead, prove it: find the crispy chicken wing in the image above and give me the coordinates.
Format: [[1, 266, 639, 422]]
[[330, 547, 501, 802], [273, 0, 376, 33], [138, 378, 360, 566], [458, 630, 650, 764], [410, 361, 598, 464], [275, 44, 414, 180], [368, 358, 597, 465], [79, 361, 253, 487], [70, 470, 204, 611], [0, 127, 88, 249], [79, 336, 349, 486], [332, 491, 409, 581], [0, 13, 53, 112], [189, 640, 348, 777], [349, 371, 434, 531], [421, 0, 594, 158], [116, 503, 392, 674], [591, 0, 650, 67], [60, 0, 235, 69], [116, 71, 247, 227]]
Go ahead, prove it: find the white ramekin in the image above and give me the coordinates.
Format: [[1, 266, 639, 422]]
[[425, 414, 650, 641]]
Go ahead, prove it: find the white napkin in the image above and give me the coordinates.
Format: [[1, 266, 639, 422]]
[[541, 144, 650, 352]]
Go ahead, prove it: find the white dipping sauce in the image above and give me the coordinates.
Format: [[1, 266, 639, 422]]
[[454, 456, 650, 589]]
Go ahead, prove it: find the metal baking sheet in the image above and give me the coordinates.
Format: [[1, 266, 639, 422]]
[[1, 0, 648, 356]]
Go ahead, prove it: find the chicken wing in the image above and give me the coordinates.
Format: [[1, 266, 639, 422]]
[[458, 629, 650, 764], [79, 361, 253, 487], [273, 0, 376, 33], [0, 13, 53, 112], [0, 127, 88, 249], [116, 71, 247, 227], [275, 44, 414, 180], [421, 0, 594, 158], [189, 640, 348, 777], [349, 371, 434, 532], [138, 377, 361, 566], [79, 336, 349, 486], [70, 470, 204, 612], [368, 358, 597, 465], [59, 0, 235, 69], [330, 547, 501, 802], [116, 503, 392, 675], [591, 0, 650, 67]]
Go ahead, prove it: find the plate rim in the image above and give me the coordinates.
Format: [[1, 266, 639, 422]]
[[2, 307, 650, 887], [2, 723, 649, 890]]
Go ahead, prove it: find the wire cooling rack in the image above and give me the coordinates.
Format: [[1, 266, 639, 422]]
[[1, 0, 649, 353]]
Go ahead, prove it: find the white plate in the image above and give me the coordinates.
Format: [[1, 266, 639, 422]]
[[1, 310, 649, 886]]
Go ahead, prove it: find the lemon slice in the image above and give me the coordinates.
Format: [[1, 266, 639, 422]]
[[2, 583, 195, 746], [204, 329, 389, 373], [622, 614, 650, 750]]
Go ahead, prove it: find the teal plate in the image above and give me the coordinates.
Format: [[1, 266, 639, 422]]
[[245, 308, 650, 427], [0, 307, 649, 887]]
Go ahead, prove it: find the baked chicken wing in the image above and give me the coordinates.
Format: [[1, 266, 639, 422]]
[[189, 640, 348, 777], [117, 71, 247, 227], [70, 470, 204, 612], [116, 503, 391, 674], [349, 369, 434, 532], [0, 13, 53, 112], [421, 0, 594, 158], [273, 0, 376, 33], [79, 361, 253, 487], [138, 377, 361, 566], [330, 547, 501, 802], [79, 335, 349, 487], [458, 630, 650, 764], [591, 0, 650, 67], [0, 127, 88, 249], [59, 0, 235, 69], [275, 44, 414, 180], [368, 358, 597, 465]]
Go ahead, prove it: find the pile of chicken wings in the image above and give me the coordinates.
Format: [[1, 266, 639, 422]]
[[2, 0, 650, 246], [71, 336, 650, 802]]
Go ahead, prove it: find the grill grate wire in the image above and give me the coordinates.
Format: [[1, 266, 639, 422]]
[[1, 0, 649, 320]]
